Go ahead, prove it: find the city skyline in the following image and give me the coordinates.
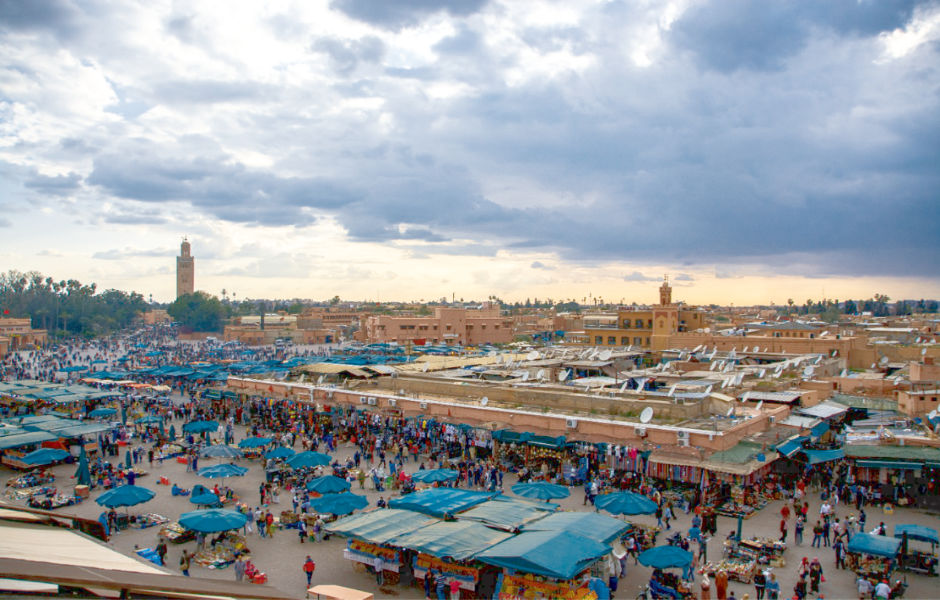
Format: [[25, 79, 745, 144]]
[[2, 1, 939, 304]]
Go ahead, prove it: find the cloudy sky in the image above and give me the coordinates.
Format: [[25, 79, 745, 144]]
[[2, 0, 939, 305]]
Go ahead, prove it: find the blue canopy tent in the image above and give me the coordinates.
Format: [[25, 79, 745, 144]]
[[802, 448, 844, 465], [190, 492, 221, 507], [199, 463, 248, 480], [774, 436, 809, 459], [95, 485, 156, 508], [182, 420, 219, 434], [306, 475, 351, 494], [199, 445, 243, 459], [326, 508, 438, 544], [457, 497, 556, 531], [264, 447, 295, 459], [521, 511, 629, 544], [476, 530, 610, 580], [237, 436, 273, 449], [894, 524, 939, 545], [309, 492, 369, 516], [286, 451, 332, 469], [511, 482, 570, 501], [594, 491, 657, 516], [88, 407, 117, 418], [410, 469, 459, 484], [135, 415, 163, 425], [848, 533, 902, 558], [389, 520, 513, 561], [179, 509, 248, 533], [388, 488, 495, 518], [20, 448, 70, 466], [638, 546, 694, 569]]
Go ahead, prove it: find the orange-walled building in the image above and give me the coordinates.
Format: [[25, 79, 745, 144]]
[[360, 305, 513, 346]]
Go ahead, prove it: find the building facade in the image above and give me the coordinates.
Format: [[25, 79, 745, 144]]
[[176, 238, 194, 299], [359, 305, 514, 345], [582, 277, 707, 349]]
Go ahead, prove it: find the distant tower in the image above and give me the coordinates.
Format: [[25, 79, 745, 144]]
[[176, 238, 195, 298], [659, 275, 672, 306]]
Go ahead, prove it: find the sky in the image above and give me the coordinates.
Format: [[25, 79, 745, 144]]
[[1, 0, 939, 306]]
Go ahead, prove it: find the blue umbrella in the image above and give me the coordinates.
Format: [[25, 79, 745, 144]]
[[88, 407, 117, 418], [190, 492, 221, 507], [594, 491, 658, 516], [637, 545, 694, 569], [411, 469, 460, 484], [511, 482, 570, 500], [135, 415, 163, 424], [263, 447, 296, 459], [182, 420, 219, 434], [21, 448, 70, 466], [309, 492, 368, 515], [285, 451, 331, 469], [306, 475, 351, 494], [179, 508, 248, 533], [237, 437, 273, 448], [199, 463, 248, 479], [95, 484, 156, 508], [75, 446, 91, 487], [199, 445, 243, 459]]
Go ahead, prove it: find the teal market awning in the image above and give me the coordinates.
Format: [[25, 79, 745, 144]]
[[855, 460, 923, 470], [0, 431, 58, 449], [388, 520, 513, 561], [387, 488, 495, 518], [775, 437, 808, 458], [326, 509, 438, 545], [476, 530, 610, 580], [894, 524, 939, 545], [521, 511, 629, 545], [810, 422, 830, 438], [802, 448, 844, 465], [527, 435, 566, 449], [458, 497, 556, 531], [847, 533, 901, 558]]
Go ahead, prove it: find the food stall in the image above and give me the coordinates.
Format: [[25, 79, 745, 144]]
[[623, 522, 661, 551], [703, 558, 757, 584], [725, 538, 787, 568], [159, 521, 197, 544], [193, 531, 251, 569], [895, 524, 938, 576], [847, 533, 900, 580]]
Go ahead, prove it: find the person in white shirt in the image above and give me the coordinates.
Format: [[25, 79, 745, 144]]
[[874, 579, 890, 599]]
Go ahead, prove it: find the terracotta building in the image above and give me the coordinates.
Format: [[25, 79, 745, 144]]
[[582, 277, 707, 349], [359, 304, 513, 345], [0, 318, 48, 358]]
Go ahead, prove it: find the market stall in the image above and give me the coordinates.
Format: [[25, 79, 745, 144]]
[[638, 546, 695, 599], [847, 533, 900, 580], [159, 521, 197, 544], [5, 469, 55, 489], [27, 490, 82, 510], [725, 538, 786, 568], [896, 524, 938, 576], [193, 531, 251, 569], [623, 523, 660, 551]]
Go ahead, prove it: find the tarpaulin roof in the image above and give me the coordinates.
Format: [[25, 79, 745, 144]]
[[475, 530, 610, 580], [802, 448, 844, 465], [847, 533, 901, 558], [326, 509, 437, 545], [810, 421, 830, 438], [845, 446, 940, 461], [895, 524, 939, 545], [798, 401, 849, 420], [0, 431, 58, 449], [521, 511, 629, 544], [856, 460, 922, 470], [775, 436, 808, 458], [388, 520, 512, 561], [458, 497, 556, 531], [387, 488, 495, 518]]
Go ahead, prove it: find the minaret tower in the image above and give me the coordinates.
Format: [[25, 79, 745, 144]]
[[176, 238, 195, 298], [659, 274, 672, 306]]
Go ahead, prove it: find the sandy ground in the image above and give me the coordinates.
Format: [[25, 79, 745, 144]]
[[4, 408, 940, 599]]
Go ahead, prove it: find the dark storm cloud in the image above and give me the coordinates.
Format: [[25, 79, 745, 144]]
[[670, 0, 923, 72], [329, 0, 489, 30], [311, 36, 385, 75]]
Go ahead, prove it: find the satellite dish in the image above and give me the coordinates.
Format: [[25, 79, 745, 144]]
[[527, 351, 539, 361], [619, 381, 629, 392], [640, 407, 654, 424], [726, 406, 735, 417], [521, 372, 529, 381], [758, 369, 766, 379], [599, 350, 612, 361], [755, 400, 763, 411], [704, 328, 710, 334], [558, 369, 571, 382], [742, 346, 749, 353], [710, 361, 718, 371], [480, 396, 489, 406], [922, 348, 928, 356], [488, 350, 497, 357], [317, 375, 325, 384], [422, 362, 430, 372], [667, 384, 677, 396], [536, 369, 546, 380], [802, 366, 813, 378], [880, 356, 889, 365]]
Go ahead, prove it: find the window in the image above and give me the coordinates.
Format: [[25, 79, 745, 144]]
[[647, 320, 653, 328], [608, 336, 616, 345], [634, 337, 642, 345], [621, 336, 630, 345], [595, 336, 603, 344], [635, 319, 643, 328], [645, 337, 650, 345], [623, 319, 631, 328]]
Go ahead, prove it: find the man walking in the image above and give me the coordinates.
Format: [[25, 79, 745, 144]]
[[234, 556, 246, 582], [303, 556, 316, 587]]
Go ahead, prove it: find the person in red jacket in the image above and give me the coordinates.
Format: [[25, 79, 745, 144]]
[[303, 556, 315, 586]]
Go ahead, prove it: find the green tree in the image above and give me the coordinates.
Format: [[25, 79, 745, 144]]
[[167, 292, 226, 332]]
